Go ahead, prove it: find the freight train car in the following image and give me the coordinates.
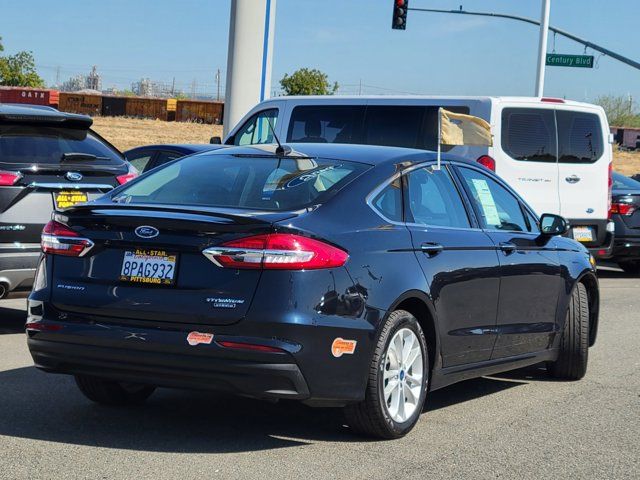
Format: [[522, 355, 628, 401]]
[[58, 92, 102, 115], [175, 100, 224, 124], [0, 87, 59, 107], [125, 97, 168, 120]]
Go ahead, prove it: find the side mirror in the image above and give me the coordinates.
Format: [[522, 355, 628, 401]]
[[209, 136, 222, 144], [540, 213, 569, 236]]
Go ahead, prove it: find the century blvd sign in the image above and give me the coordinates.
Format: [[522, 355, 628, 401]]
[[546, 53, 594, 68]]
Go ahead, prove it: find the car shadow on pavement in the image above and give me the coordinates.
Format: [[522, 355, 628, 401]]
[[0, 304, 27, 334], [0, 365, 538, 451]]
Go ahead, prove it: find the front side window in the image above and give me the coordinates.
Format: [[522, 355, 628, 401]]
[[458, 167, 529, 232], [113, 153, 369, 211], [501, 108, 557, 163], [556, 110, 603, 164], [234, 109, 278, 146], [153, 150, 183, 168], [126, 151, 153, 172], [406, 167, 470, 228]]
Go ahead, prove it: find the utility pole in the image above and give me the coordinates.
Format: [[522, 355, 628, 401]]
[[171, 77, 175, 96], [216, 68, 221, 101], [55, 66, 60, 86], [358, 79, 363, 95], [191, 79, 197, 99], [535, 0, 551, 97]]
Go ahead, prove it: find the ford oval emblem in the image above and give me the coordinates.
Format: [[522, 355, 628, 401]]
[[65, 171, 83, 182], [135, 226, 159, 239], [586, 208, 594, 214]]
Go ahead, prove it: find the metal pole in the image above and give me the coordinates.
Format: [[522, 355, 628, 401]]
[[535, 0, 551, 97]]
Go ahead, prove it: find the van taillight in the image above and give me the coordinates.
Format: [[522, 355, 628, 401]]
[[203, 233, 349, 270], [0, 170, 23, 186], [41, 220, 94, 257], [477, 155, 496, 171]]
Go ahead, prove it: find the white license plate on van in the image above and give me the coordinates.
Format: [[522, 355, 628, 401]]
[[119, 249, 177, 285], [572, 226, 594, 242]]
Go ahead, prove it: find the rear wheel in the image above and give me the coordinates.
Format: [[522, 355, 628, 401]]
[[343, 310, 428, 439], [617, 260, 640, 274], [548, 282, 589, 380], [75, 375, 156, 405]]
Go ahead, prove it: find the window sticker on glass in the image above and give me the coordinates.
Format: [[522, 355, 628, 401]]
[[471, 179, 502, 226]]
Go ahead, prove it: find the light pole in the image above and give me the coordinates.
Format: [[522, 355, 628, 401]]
[[535, 0, 551, 97]]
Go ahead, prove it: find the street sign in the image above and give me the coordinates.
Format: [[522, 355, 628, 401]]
[[546, 53, 594, 68]]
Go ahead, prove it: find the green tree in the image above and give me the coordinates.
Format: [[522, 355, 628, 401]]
[[0, 49, 45, 87], [595, 94, 640, 127], [280, 68, 338, 96]]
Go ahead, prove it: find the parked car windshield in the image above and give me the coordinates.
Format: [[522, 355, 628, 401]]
[[113, 153, 369, 211], [0, 124, 122, 166]]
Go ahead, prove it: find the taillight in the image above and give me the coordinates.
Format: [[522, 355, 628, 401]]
[[610, 201, 636, 216], [116, 163, 139, 185], [477, 155, 496, 171], [541, 97, 565, 103], [0, 170, 23, 186], [203, 233, 348, 270], [607, 163, 613, 216], [41, 220, 94, 257]]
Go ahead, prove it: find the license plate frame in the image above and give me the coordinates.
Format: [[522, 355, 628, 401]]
[[53, 190, 89, 209], [119, 249, 178, 286], [572, 226, 594, 243]]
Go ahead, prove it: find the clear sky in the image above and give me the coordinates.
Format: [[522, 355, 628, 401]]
[[1, 0, 638, 103]]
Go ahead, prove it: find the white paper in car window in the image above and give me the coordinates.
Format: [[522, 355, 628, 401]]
[[471, 179, 502, 226]]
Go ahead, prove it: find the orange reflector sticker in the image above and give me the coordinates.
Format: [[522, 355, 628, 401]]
[[187, 331, 214, 346], [331, 338, 357, 358]]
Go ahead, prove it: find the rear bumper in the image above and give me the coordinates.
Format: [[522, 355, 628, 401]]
[[567, 219, 614, 259], [610, 236, 640, 260], [0, 247, 39, 290]]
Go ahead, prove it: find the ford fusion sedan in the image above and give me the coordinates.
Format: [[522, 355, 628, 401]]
[[26, 143, 599, 439]]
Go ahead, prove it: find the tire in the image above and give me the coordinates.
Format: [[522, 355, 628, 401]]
[[343, 309, 429, 439], [75, 375, 156, 405], [548, 283, 589, 380], [617, 260, 640, 275]]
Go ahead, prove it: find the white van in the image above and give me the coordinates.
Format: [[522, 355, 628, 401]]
[[223, 96, 614, 257]]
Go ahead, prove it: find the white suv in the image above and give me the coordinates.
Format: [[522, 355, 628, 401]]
[[225, 96, 614, 257]]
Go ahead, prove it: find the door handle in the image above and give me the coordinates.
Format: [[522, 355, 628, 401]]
[[565, 175, 581, 184], [499, 242, 517, 254], [420, 243, 444, 256]]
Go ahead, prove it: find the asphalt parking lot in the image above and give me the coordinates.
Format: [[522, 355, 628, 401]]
[[0, 266, 638, 480]]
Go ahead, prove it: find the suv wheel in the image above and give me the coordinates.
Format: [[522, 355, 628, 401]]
[[618, 260, 640, 275], [548, 282, 589, 380], [75, 375, 156, 405], [343, 309, 428, 439]]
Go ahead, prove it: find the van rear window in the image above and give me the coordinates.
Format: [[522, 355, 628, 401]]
[[556, 111, 603, 164], [0, 125, 122, 165], [501, 108, 557, 163], [113, 153, 369, 211]]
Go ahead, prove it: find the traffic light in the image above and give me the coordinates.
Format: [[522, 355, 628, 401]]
[[392, 0, 408, 30]]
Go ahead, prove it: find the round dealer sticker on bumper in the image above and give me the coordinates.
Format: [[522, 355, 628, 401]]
[[187, 331, 214, 346], [331, 338, 357, 357]]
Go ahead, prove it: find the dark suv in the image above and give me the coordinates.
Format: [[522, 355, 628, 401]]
[[0, 104, 136, 297]]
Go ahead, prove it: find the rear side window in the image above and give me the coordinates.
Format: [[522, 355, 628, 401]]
[[114, 154, 369, 211], [556, 110, 603, 163], [501, 108, 557, 163], [406, 167, 470, 228], [0, 125, 122, 165], [363, 106, 424, 149], [371, 178, 403, 222], [287, 106, 365, 144]]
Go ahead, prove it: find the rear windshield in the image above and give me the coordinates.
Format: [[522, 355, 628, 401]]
[[0, 125, 122, 165], [613, 172, 640, 190], [113, 153, 370, 211]]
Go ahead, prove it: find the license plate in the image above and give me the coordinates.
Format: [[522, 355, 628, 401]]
[[54, 190, 88, 209], [119, 249, 177, 285], [572, 226, 594, 242]]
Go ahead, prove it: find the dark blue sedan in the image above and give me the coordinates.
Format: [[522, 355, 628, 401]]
[[27, 143, 599, 439]]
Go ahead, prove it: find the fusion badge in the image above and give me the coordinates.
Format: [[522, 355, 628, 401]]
[[187, 331, 214, 346], [331, 338, 357, 358]]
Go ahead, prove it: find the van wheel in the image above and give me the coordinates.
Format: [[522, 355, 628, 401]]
[[548, 283, 589, 380], [343, 310, 428, 439], [75, 375, 156, 405], [618, 260, 640, 274]]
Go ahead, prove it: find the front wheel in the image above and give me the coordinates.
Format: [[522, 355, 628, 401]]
[[75, 375, 156, 405], [343, 310, 428, 439], [547, 282, 589, 380]]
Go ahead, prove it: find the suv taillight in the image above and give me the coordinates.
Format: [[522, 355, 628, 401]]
[[41, 220, 94, 256], [0, 170, 23, 186], [610, 201, 636, 216], [477, 155, 496, 171], [116, 164, 139, 185], [607, 162, 613, 216], [203, 233, 348, 270]]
